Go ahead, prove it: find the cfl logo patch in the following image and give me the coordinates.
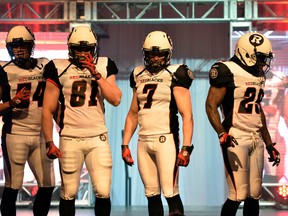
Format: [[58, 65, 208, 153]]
[[249, 34, 264, 47]]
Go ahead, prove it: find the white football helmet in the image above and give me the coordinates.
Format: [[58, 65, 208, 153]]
[[142, 31, 173, 72], [235, 32, 273, 74], [6, 25, 35, 60], [67, 26, 98, 66]]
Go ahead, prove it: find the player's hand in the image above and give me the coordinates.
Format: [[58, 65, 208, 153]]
[[219, 132, 238, 148], [12, 87, 31, 107], [177, 145, 194, 167], [46, 141, 62, 159], [80, 52, 102, 80], [266, 143, 280, 166], [121, 145, 134, 166]]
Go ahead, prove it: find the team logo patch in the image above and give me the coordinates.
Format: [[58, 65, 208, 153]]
[[159, 135, 166, 143], [209, 68, 218, 79], [249, 34, 264, 47], [187, 69, 194, 79], [100, 134, 106, 141]]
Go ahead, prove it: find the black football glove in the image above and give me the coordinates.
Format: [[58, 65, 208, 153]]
[[219, 132, 238, 148], [266, 143, 280, 167]]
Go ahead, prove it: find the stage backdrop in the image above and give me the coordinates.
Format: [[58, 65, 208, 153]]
[[0, 24, 287, 207]]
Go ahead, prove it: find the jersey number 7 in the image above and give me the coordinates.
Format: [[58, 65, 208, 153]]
[[143, 84, 157, 109]]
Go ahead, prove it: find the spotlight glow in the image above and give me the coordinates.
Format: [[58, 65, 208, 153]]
[[278, 185, 288, 199]]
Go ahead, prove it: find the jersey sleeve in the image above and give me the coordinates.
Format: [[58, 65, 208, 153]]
[[0, 66, 8, 101], [209, 62, 234, 88], [106, 58, 119, 77], [172, 64, 194, 89], [129, 70, 136, 88], [0, 65, 7, 86], [43, 60, 61, 88]]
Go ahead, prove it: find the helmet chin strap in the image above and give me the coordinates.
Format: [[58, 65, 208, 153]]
[[147, 61, 166, 73], [13, 57, 38, 70], [237, 49, 248, 66], [70, 58, 83, 68], [147, 65, 162, 73], [237, 47, 258, 67]]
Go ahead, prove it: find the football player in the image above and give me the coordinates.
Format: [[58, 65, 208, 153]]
[[121, 31, 194, 216], [0, 25, 55, 216], [41, 26, 122, 216], [206, 32, 280, 216]]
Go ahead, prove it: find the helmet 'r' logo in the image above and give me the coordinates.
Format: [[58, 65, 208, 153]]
[[159, 135, 166, 143], [100, 134, 106, 141], [249, 34, 264, 47], [209, 68, 218, 79]]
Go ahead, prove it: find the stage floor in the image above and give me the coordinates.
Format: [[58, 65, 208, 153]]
[[8, 206, 288, 216]]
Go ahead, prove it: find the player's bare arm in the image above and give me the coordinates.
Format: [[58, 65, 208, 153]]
[[42, 81, 60, 143], [42, 80, 62, 159], [205, 86, 227, 135], [123, 89, 139, 146], [0, 102, 10, 115], [260, 107, 281, 166], [80, 53, 122, 106], [0, 86, 9, 114], [97, 74, 122, 106], [173, 86, 193, 147], [0, 86, 31, 115], [174, 86, 194, 167], [259, 107, 273, 145], [121, 89, 138, 166]]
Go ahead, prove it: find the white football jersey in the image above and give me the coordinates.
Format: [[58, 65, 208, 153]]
[[0, 58, 48, 135], [43, 57, 118, 137], [209, 60, 266, 131], [130, 64, 193, 136]]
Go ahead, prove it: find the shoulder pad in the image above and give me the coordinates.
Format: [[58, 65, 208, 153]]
[[133, 65, 146, 76], [209, 62, 234, 87]]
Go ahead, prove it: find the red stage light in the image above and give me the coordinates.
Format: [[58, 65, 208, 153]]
[[278, 185, 288, 199]]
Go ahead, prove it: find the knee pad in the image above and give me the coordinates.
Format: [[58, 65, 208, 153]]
[[250, 179, 262, 199], [229, 183, 248, 201]]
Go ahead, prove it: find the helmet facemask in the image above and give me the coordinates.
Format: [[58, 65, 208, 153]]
[[69, 42, 98, 68], [67, 26, 98, 68], [142, 31, 173, 73], [6, 26, 35, 69], [253, 50, 274, 75], [143, 47, 171, 73]]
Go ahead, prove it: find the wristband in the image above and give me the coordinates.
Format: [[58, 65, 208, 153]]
[[218, 132, 226, 138], [9, 100, 15, 108], [45, 141, 54, 148], [10, 98, 22, 108], [181, 144, 194, 155], [121, 145, 129, 150], [92, 73, 102, 80]]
